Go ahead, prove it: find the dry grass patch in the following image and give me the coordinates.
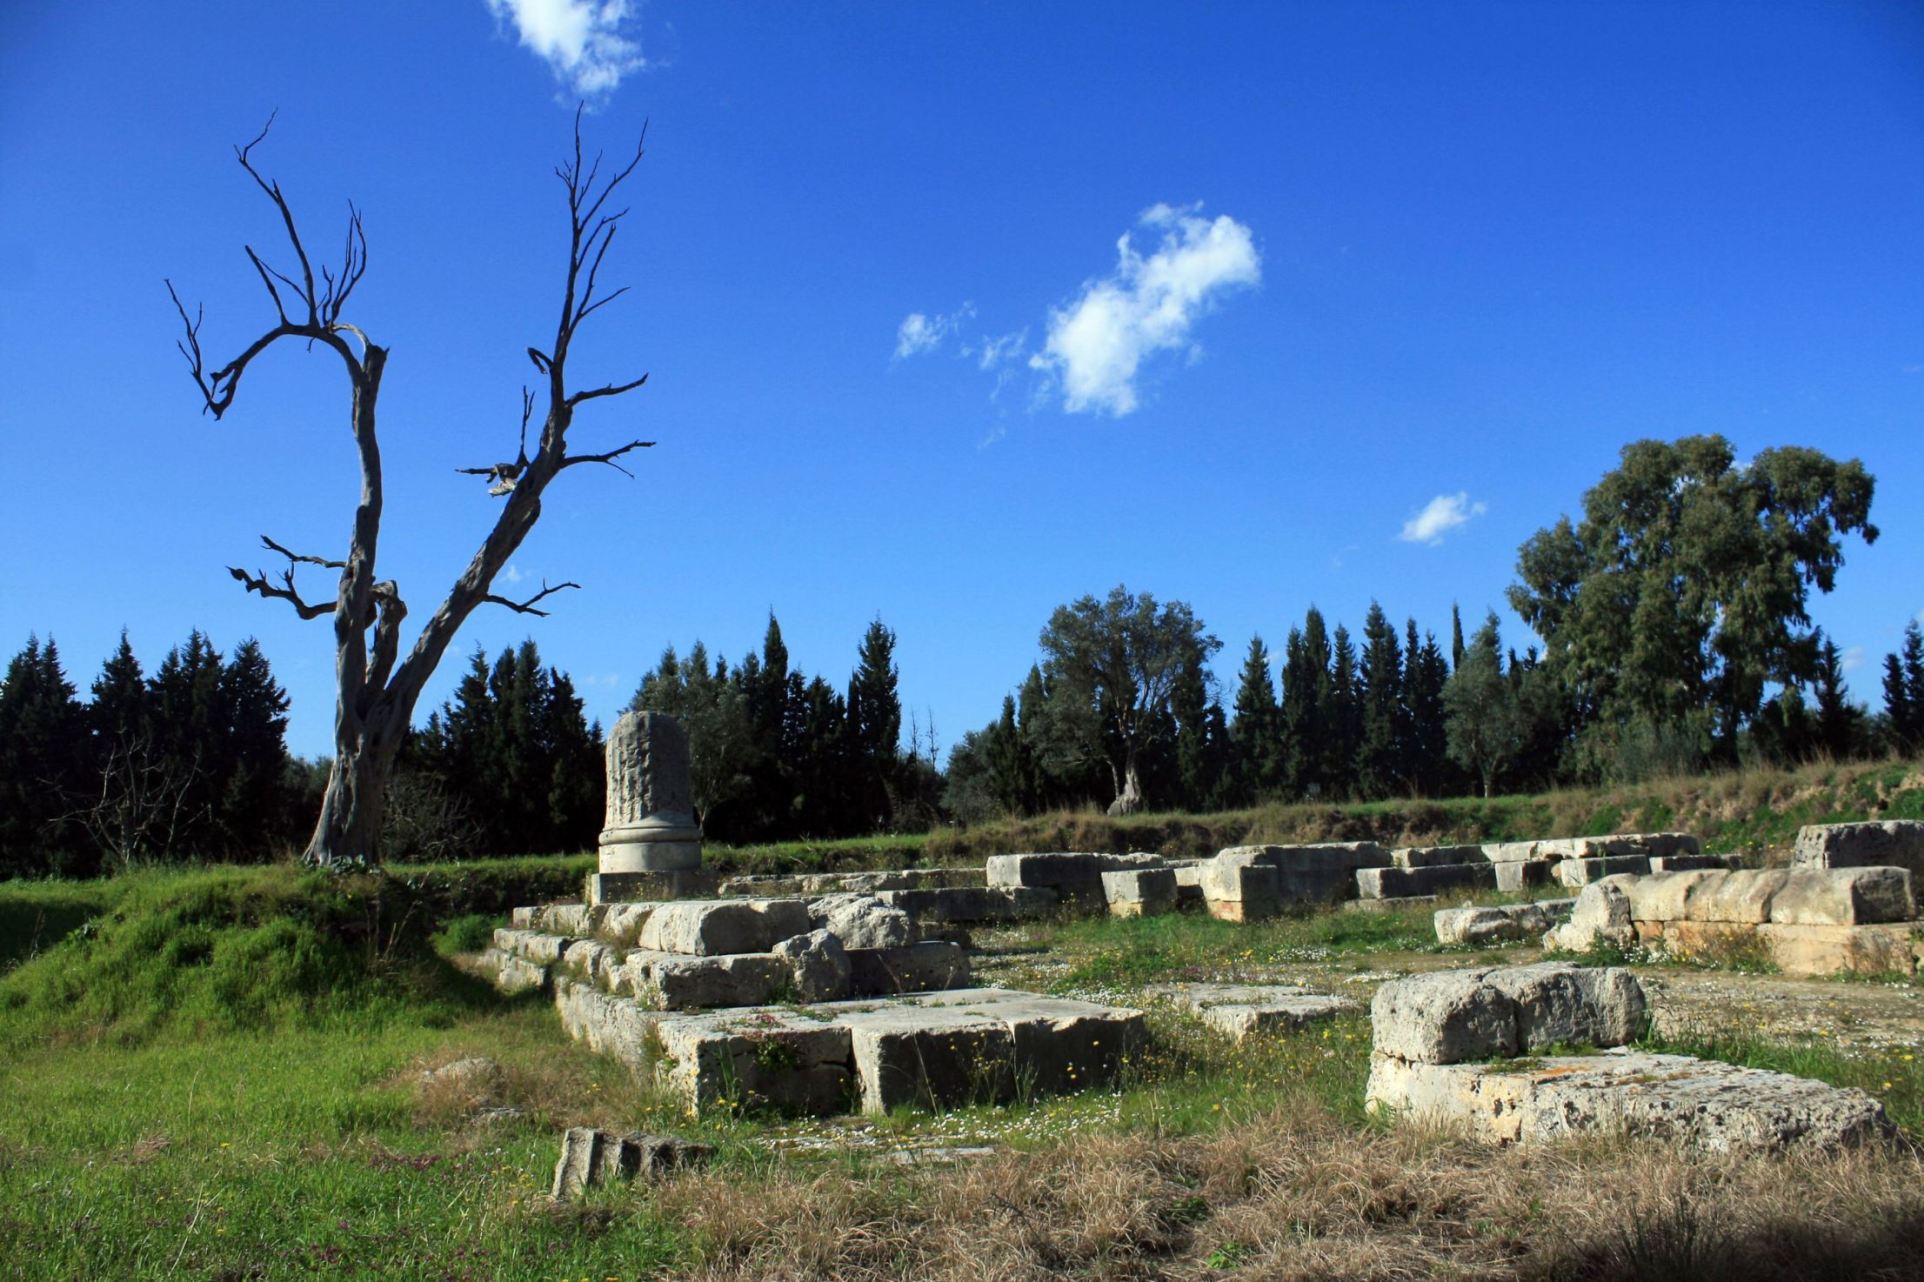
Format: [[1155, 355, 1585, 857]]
[[649, 1102, 1924, 1281]]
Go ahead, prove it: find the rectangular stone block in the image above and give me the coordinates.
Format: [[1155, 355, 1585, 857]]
[[1679, 870, 1788, 924], [1755, 923, 1919, 977], [1768, 867, 1915, 927], [636, 899, 814, 956], [1551, 855, 1652, 887], [1649, 854, 1732, 873], [874, 886, 1057, 924], [1101, 868, 1178, 917], [477, 947, 548, 995], [654, 1010, 854, 1115], [1433, 901, 1570, 947], [587, 870, 718, 905], [985, 852, 1162, 911], [632, 951, 794, 1010], [1393, 845, 1489, 869], [1492, 861, 1553, 893], [1356, 863, 1494, 900], [553, 976, 662, 1069], [1792, 821, 1924, 877], [846, 941, 970, 995], [839, 1007, 1015, 1114], [1366, 1048, 1892, 1152], [1200, 854, 1283, 921]]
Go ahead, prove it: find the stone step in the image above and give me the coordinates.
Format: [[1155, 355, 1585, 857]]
[[484, 926, 970, 1007], [554, 980, 1145, 1117], [1150, 982, 1358, 1040], [1356, 862, 1494, 900]]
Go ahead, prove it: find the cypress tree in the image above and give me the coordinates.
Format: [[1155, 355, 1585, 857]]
[[1327, 624, 1361, 797], [0, 636, 90, 875], [1228, 635, 1282, 803], [1357, 603, 1404, 798], [1279, 617, 1327, 797], [1450, 604, 1466, 672], [1886, 622, 1924, 755], [217, 637, 291, 857], [846, 618, 903, 829], [148, 630, 228, 855], [1404, 621, 1452, 796], [1170, 649, 1219, 810]]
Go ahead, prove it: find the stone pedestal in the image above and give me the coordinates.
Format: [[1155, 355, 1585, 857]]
[[597, 711, 702, 901]]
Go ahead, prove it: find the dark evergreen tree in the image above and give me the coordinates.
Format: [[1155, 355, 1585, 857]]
[[216, 638, 292, 857], [1402, 620, 1452, 796], [1170, 648, 1223, 810], [1885, 622, 1924, 755], [1280, 612, 1330, 797], [1450, 603, 1466, 672], [1228, 635, 1283, 803], [1357, 603, 1405, 798], [846, 618, 903, 828], [1327, 624, 1361, 798], [147, 630, 229, 854], [0, 636, 90, 875], [1811, 634, 1861, 762]]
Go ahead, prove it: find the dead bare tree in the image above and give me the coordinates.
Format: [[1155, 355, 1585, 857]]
[[167, 112, 654, 868]]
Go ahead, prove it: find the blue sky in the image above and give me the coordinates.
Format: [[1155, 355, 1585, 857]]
[[2, 1, 1920, 761]]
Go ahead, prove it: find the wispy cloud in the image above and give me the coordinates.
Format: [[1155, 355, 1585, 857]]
[[893, 304, 975, 361], [485, 0, 648, 101], [501, 563, 529, 585], [1400, 493, 1488, 545], [1842, 645, 1867, 673], [1029, 202, 1260, 416]]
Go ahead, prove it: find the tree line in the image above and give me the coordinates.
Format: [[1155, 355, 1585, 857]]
[[5, 436, 1917, 869]]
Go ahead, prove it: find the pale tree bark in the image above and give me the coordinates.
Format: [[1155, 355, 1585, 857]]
[[168, 112, 654, 868]]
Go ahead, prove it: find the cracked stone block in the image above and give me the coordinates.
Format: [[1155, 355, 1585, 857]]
[[773, 929, 852, 1003], [1768, 867, 1914, 926], [1367, 1048, 1893, 1153], [985, 852, 1164, 910], [806, 893, 918, 948], [1492, 861, 1553, 893], [1754, 923, 1920, 977], [1157, 983, 1358, 1040], [1369, 969, 1518, 1065], [1792, 821, 1924, 878], [632, 951, 794, 1010], [1433, 901, 1572, 946], [492, 928, 573, 966], [654, 1009, 855, 1115], [636, 899, 815, 956], [874, 886, 1059, 924], [837, 1005, 1015, 1114], [477, 947, 548, 995], [1199, 853, 1283, 922]]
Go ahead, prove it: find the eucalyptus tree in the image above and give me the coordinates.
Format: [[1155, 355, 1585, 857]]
[[167, 114, 655, 866]]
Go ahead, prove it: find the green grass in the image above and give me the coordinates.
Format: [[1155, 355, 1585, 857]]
[[1044, 905, 1439, 991]]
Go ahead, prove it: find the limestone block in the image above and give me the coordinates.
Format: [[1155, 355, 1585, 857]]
[[1492, 860, 1553, 893], [1767, 867, 1914, 927], [1482, 963, 1645, 1052], [562, 940, 623, 990], [551, 1128, 714, 1199], [773, 929, 852, 1003], [553, 977, 661, 1069], [1481, 841, 1543, 863], [1680, 870, 1788, 924], [510, 906, 537, 928], [1542, 879, 1635, 952], [1792, 821, 1924, 877], [873, 886, 1058, 925], [807, 893, 918, 948], [1102, 868, 1178, 917], [1616, 870, 1715, 922], [478, 948, 547, 995], [1158, 983, 1358, 1040], [838, 1005, 1015, 1114], [633, 951, 794, 1010], [1199, 853, 1283, 922], [637, 899, 814, 956], [1393, 845, 1489, 869], [1649, 854, 1733, 873], [1367, 1049, 1893, 1153], [533, 903, 603, 937], [1551, 855, 1653, 887], [493, 928, 572, 966], [598, 901, 661, 947], [846, 941, 970, 995], [587, 870, 718, 906], [1356, 863, 1494, 900], [1755, 923, 1920, 977], [986, 852, 1165, 910], [1369, 969, 1516, 1064], [1433, 901, 1571, 947], [654, 1010, 854, 1115]]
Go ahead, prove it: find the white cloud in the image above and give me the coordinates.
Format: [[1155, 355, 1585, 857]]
[[1400, 493, 1488, 545], [974, 329, 1028, 371], [1842, 645, 1867, 673], [501, 563, 529, 585], [486, 0, 648, 100], [893, 304, 974, 361], [1029, 202, 1260, 416]]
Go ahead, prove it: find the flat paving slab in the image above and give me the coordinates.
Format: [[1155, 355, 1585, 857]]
[[1367, 1046, 1894, 1153], [1150, 982, 1359, 1040]]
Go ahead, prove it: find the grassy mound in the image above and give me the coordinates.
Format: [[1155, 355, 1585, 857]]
[[0, 867, 478, 1046]]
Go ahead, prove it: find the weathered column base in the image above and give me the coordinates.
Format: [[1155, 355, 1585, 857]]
[[587, 869, 718, 906]]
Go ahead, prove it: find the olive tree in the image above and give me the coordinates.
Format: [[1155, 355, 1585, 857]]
[[167, 115, 654, 867]]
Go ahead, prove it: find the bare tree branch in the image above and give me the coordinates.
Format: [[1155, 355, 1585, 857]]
[[560, 438, 654, 477], [568, 371, 648, 407], [481, 579, 582, 617]]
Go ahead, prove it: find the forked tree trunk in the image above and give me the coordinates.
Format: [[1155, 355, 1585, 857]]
[[1106, 756, 1145, 817], [304, 716, 406, 868]]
